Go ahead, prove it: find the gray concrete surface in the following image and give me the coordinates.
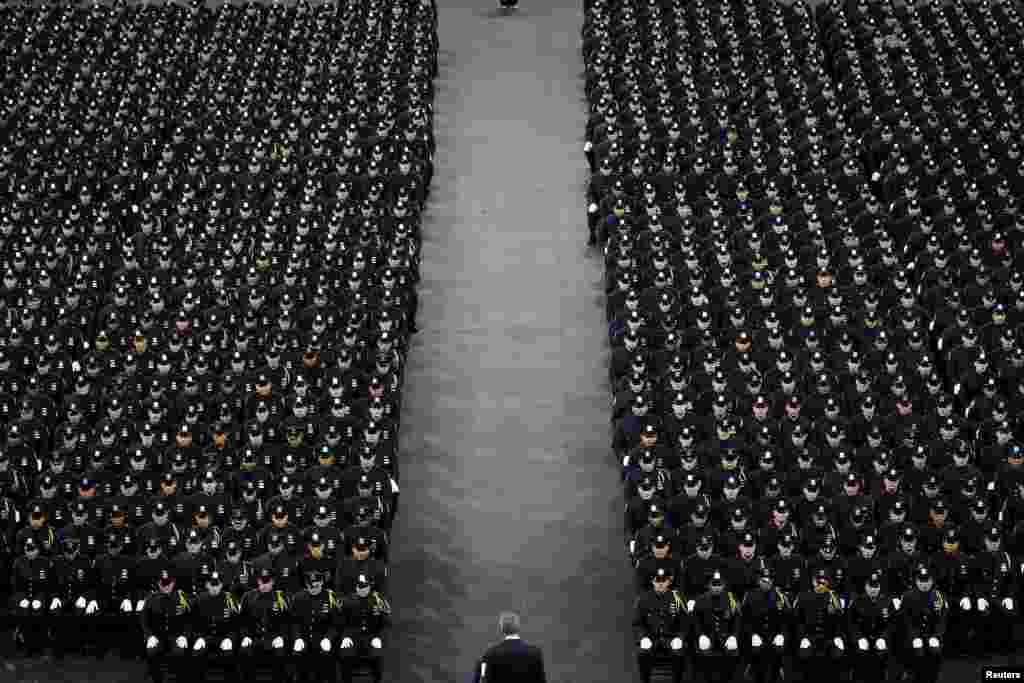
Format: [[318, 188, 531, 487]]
[[385, 2, 634, 682]]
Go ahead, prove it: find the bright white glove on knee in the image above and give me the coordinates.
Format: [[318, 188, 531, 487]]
[[175, 636, 187, 649], [220, 638, 233, 652], [371, 637, 382, 649], [698, 634, 711, 650], [272, 636, 284, 649], [50, 597, 62, 611], [928, 637, 940, 649], [893, 598, 902, 610], [120, 598, 133, 612], [31, 599, 41, 610], [640, 636, 653, 650], [86, 600, 99, 615], [858, 638, 869, 651], [241, 637, 253, 648], [978, 598, 989, 611], [341, 637, 354, 648], [800, 637, 811, 649], [833, 637, 844, 651], [75, 597, 87, 610], [876, 638, 887, 651], [193, 638, 206, 651], [136, 599, 145, 612], [773, 635, 785, 647], [147, 636, 160, 649], [320, 638, 332, 652], [960, 597, 972, 610], [670, 637, 683, 650], [1002, 597, 1015, 611], [725, 635, 738, 651], [912, 637, 923, 649], [751, 634, 763, 648], [293, 638, 305, 653]]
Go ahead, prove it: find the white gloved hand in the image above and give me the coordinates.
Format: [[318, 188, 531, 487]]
[[960, 597, 972, 610], [120, 598, 133, 612], [670, 637, 683, 650], [640, 636, 653, 650], [588, 203, 598, 214], [584, 141, 593, 153], [800, 637, 811, 649], [928, 637, 940, 649], [136, 599, 145, 612], [858, 638, 869, 651], [31, 599, 41, 610], [50, 597, 62, 610], [293, 638, 305, 653], [241, 637, 253, 648], [220, 638, 233, 652], [840, 597, 847, 609], [833, 637, 844, 651], [751, 634, 763, 648], [876, 638, 887, 651], [86, 600, 99, 615], [893, 598, 902, 610], [773, 635, 785, 647], [912, 637, 923, 649], [175, 636, 187, 649], [147, 636, 160, 649], [698, 634, 711, 650], [320, 638, 332, 652], [75, 596, 87, 610], [271, 636, 284, 649], [371, 637, 382, 649], [1003, 597, 1016, 611], [341, 637, 354, 648], [725, 635, 738, 651], [978, 597, 989, 611], [193, 638, 206, 651], [686, 600, 696, 612]]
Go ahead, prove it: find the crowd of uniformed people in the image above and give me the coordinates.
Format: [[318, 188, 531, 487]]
[[584, 0, 1024, 681], [0, 1, 437, 681]]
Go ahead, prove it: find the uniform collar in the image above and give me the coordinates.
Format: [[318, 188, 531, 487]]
[[504, 635, 521, 640]]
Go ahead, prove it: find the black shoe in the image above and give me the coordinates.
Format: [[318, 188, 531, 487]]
[[587, 233, 597, 246]]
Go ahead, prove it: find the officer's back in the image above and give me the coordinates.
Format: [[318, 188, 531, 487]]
[[474, 612, 547, 683]]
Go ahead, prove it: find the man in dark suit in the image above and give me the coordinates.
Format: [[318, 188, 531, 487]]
[[473, 612, 547, 683]]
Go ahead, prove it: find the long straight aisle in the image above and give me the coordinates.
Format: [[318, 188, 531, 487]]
[[387, 1, 635, 682]]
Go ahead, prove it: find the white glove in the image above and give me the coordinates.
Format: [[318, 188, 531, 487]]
[[800, 637, 811, 649], [978, 597, 989, 611], [833, 637, 844, 651], [911, 637, 923, 649], [271, 636, 284, 649], [193, 638, 206, 651], [1003, 597, 1015, 611], [751, 634, 763, 648], [640, 636, 653, 650], [220, 638, 233, 652], [670, 637, 683, 650], [241, 637, 253, 648], [928, 636, 940, 649], [136, 599, 145, 612], [893, 598, 902, 610], [773, 635, 785, 647], [686, 599, 696, 612], [293, 638, 305, 653], [75, 596, 87, 610], [725, 635, 738, 651], [147, 636, 159, 649], [840, 597, 847, 609], [175, 636, 187, 649], [876, 638, 887, 651], [31, 599, 41, 610], [588, 203, 598, 214], [18, 599, 29, 609], [50, 597, 62, 611], [120, 598, 133, 612], [858, 638, 869, 651], [584, 141, 593, 153], [629, 540, 636, 556], [341, 637, 354, 648], [371, 637, 382, 649], [960, 597, 972, 611], [86, 600, 99, 615], [320, 638, 332, 652]]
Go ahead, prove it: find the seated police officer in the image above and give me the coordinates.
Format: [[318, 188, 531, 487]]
[[289, 568, 341, 682], [339, 572, 392, 683], [740, 566, 790, 683], [190, 572, 241, 679], [238, 567, 291, 680], [693, 570, 742, 683], [141, 570, 193, 683], [632, 566, 688, 683]]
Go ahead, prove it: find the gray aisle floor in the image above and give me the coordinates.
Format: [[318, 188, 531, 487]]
[[386, 1, 636, 682]]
